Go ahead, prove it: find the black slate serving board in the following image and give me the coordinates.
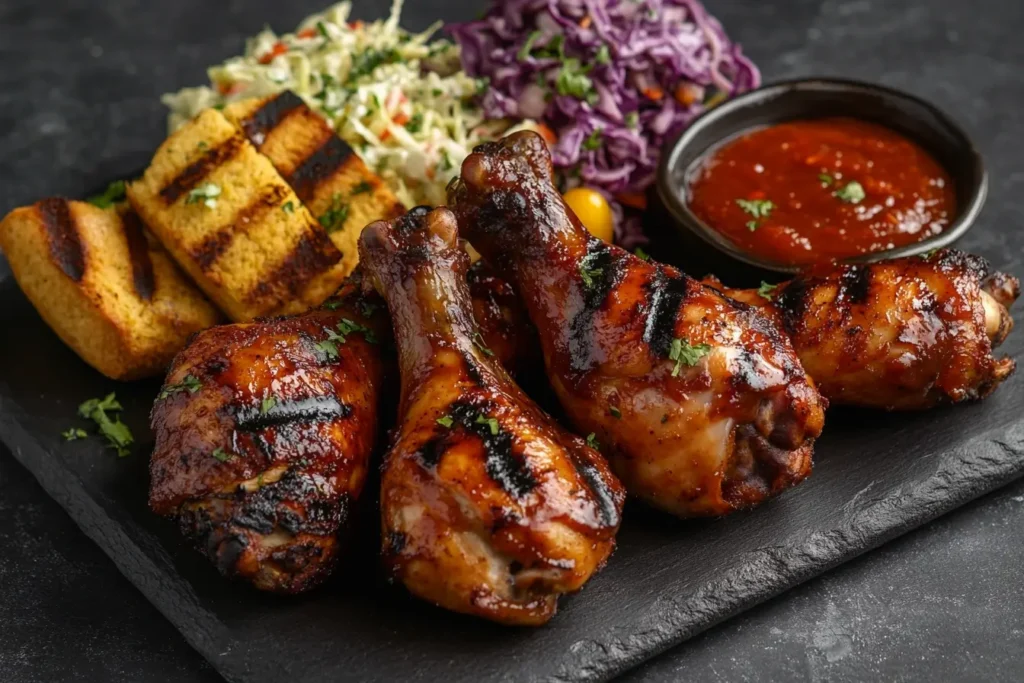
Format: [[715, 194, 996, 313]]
[[3, 1, 1024, 681], [1, 248, 1023, 682]]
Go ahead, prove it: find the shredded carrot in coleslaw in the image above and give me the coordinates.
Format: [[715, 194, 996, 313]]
[[162, 0, 536, 208]]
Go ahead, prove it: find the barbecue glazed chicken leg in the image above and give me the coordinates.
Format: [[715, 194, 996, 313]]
[[709, 250, 1020, 410], [150, 275, 386, 593], [358, 206, 625, 626], [449, 132, 827, 518]]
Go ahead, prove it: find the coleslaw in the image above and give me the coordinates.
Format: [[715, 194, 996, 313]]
[[162, 1, 533, 208]]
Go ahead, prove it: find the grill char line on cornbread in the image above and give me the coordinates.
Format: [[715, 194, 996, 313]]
[[223, 91, 405, 276], [0, 200, 221, 380], [127, 108, 349, 322]]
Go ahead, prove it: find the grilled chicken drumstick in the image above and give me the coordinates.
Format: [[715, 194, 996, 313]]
[[449, 132, 827, 518], [358, 206, 625, 626], [150, 274, 387, 593], [706, 250, 1019, 410]]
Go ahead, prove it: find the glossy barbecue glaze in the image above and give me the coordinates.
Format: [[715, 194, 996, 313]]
[[449, 131, 827, 518], [359, 206, 624, 626], [707, 250, 1019, 410], [149, 274, 387, 593]]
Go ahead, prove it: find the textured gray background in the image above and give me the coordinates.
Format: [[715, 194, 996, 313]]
[[1, 0, 1023, 681]]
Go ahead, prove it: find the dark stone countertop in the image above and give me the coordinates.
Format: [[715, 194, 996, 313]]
[[1, 1, 1023, 681]]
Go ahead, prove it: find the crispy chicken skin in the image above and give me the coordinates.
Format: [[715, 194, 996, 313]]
[[149, 274, 386, 593], [707, 250, 1019, 410], [359, 206, 624, 626], [448, 132, 826, 518]]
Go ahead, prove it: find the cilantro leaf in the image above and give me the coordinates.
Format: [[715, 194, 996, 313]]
[[261, 396, 277, 415], [757, 281, 779, 301], [351, 181, 373, 196], [436, 415, 454, 428], [819, 173, 834, 188], [582, 129, 603, 151], [318, 193, 350, 233], [668, 338, 712, 377], [518, 30, 543, 61], [473, 331, 495, 357], [185, 182, 221, 209], [585, 432, 600, 450], [475, 414, 500, 436], [62, 428, 88, 441], [158, 374, 201, 401], [211, 448, 233, 463], [735, 198, 774, 219], [634, 247, 651, 261], [833, 181, 866, 204], [87, 180, 127, 208], [609, 406, 621, 419]]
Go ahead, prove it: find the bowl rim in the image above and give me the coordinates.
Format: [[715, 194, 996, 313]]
[[655, 76, 989, 276]]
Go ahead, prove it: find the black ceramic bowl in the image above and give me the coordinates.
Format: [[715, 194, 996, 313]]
[[656, 77, 988, 284]]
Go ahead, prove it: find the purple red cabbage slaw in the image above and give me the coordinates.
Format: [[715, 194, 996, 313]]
[[450, 0, 759, 245]]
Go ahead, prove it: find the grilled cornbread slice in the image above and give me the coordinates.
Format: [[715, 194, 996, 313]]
[[127, 108, 347, 322], [223, 91, 405, 275], [0, 200, 221, 380]]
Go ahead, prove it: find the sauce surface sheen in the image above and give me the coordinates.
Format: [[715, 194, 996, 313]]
[[686, 117, 956, 265]]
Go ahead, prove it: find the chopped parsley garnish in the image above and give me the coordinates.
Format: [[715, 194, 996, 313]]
[[736, 198, 774, 219], [261, 396, 277, 415], [757, 281, 780, 301], [322, 300, 343, 311], [922, 247, 941, 260], [358, 300, 378, 318], [625, 112, 639, 129], [346, 47, 402, 85], [634, 247, 651, 261], [534, 35, 565, 60], [436, 415, 454, 429], [586, 433, 600, 450], [314, 338, 340, 360], [472, 331, 495, 357], [475, 415, 500, 436], [518, 30, 543, 61], [318, 192, 350, 233], [595, 44, 612, 65], [582, 129, 603, 151], [736, 198, 774, 232], [579, 255, 604, 289], [211, 448, 233, 463], [62, 428, 88, 441], [404, 112, 424, 134], [282, 200, 295, 214], [351, 181, 373, 196], [833, 180, 866, 204], [77, 393, 134, 457], [316, 20, 330, 39], [609, 406, 622, 419], [87, 180, 127, 209], [185, 182, 221, 209], [158, 374, 201, 400], [556, 58, 597, 104], [337, 318, 377, 344], [668, 338, 712, 377], [818, 173, 834, 188]]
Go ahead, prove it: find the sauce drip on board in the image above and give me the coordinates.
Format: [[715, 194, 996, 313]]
[[686, 118, 957, 266]]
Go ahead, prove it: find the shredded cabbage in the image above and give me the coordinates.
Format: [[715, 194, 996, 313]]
[[450, 0, 760, 245], [162, 0, 532, 208]]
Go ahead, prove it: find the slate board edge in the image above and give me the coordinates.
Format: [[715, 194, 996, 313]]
[[577, 422, 1024, 682], [0, 400, 260, 683], [2, 389, 1023, 683]]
